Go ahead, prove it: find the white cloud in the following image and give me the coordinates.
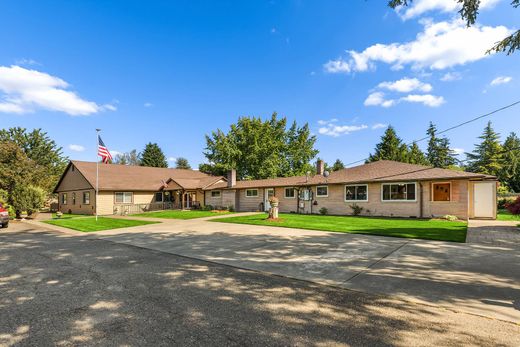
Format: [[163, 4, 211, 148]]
[[378, 77, 432, 93], [440, 72, 462, 81], [68, 144, 85, 152], [372, 123, 388, 130], [110, 150, 123, 156], [318, 124, 368, 137], [490, 76, 512, 86], [0, 65, 112, 116], [364, 92, 396, 107], [14, 58, 40, 66], [326, 19, 511, 73], [317, 118, 338, 125], [396, 0, 501, 20], [323, 59, 351, 73], [401, 94, 445, 107], [144, 102, 153, 107], [168, 157, 176, 162], [452, 148, 465, 155]]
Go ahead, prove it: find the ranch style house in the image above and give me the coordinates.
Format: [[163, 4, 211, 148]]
[[53, 159, 498, 220]]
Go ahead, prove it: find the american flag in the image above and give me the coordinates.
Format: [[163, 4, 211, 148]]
[[98, 135, 113, 163]]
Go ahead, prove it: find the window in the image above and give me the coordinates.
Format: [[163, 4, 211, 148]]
[[155, 192, 163, 202], [284, 187, 295, 198], [382, 183, 416, 201], [115, 192, 133, 204], [72, 192, 76, 205], [83, 192, 90, 204], [61, 193, 67, 205], [316, 186, 328, 197], [211, 190, 221, 198], [245, 189, 258, 197], [345, 185, 368, 201], [432, 183, 451, 202]]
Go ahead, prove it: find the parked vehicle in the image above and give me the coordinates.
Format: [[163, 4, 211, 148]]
[[0, 204, 9, 228]]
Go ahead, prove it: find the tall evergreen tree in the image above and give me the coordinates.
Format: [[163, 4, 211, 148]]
[[500, 132, 520, 192], [466, 121, 503, 176], [407, 142, 428, 165], [367, 126, 408, 162], [426, 122, 457, 168], [331, 159, 345, 171], [140, 143, 168, 168], [175, 157, 191, 169]]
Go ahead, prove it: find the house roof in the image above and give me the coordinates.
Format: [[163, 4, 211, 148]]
[[54, 161, 225, 192], [204, 160, 495, 190]]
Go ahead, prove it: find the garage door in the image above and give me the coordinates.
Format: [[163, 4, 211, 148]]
[[473, 182, 495, 218]]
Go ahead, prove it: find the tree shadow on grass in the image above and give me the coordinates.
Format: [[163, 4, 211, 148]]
[[0, 225, 519, 346]]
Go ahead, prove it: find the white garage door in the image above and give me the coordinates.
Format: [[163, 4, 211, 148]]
[[473, 182, 495, 218]]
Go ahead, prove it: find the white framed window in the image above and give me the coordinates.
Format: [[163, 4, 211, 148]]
[[155, 192, 163, 202], [61, 193, 67, 205], [72, 192, 76, 205], [83, 192, 90, 204], [211, 190, 221, 198], [381, 183, 416, 202], [115, 192, 133, 204], [284, 187, 295, 198], [316, 186, 328, 197], [245, 189, 258, 197], [432, 182, 451, 202], [345, 185, 368, 202]]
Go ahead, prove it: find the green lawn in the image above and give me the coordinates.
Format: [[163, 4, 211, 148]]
[[213, 213, 468, 242], [44, 217, 159, 232], [51, 213, 87, 219], [132, 210, 233, 220], [497, 209, 520, 221]]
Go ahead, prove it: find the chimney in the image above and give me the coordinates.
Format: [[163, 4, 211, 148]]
[[316, 160, 325, 176], [227, 169, 236, 188]]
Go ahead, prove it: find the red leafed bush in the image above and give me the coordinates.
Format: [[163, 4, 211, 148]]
[[506, 196, 520, 215]]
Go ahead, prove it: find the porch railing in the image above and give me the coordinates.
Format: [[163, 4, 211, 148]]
[[114, 202, 174, 216]]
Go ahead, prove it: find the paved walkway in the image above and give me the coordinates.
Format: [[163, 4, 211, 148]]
[[27, 215, 520, 323], [467, 219, 520, 245]]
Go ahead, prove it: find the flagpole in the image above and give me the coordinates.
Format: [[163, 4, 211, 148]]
[[96, 128, 101, 222]]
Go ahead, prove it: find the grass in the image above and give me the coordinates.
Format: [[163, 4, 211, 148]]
[[44, 216, 159, 232], [51, 213, 86, 219], [213, 213, 468, 242], [497, 209, 520, 221], [132, 209, 233, 220]]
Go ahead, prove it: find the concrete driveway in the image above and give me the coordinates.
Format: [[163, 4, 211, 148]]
[[32, 215, 520, 323]]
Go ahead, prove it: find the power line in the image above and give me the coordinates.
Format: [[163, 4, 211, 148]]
[[345, 99, 520, 167]]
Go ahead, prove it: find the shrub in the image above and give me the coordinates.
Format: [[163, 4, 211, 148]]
[[319, 207, 328, 215], [0, 189, 15, 218], [443, 215, 458, 221], [498, 197, 515, 210], [11, 185, 46, 218], [228, 205, 235, 212], [203, 204, 213, 211], [506, 196, 520, 215], [349, 203, 363, 216]]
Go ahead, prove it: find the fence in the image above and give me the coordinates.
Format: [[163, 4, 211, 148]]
[[114, 202, 175, 216]]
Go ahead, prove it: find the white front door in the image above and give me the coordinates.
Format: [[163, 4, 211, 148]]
[[473, 182, 495, 218], [264, 188, 274, 211]]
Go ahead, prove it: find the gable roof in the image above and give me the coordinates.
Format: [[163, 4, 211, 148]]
[[204, 160, 496, 190], [54, 161, 225, 192]]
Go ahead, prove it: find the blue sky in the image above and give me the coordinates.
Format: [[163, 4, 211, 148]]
[[1, 0, 518, 167]]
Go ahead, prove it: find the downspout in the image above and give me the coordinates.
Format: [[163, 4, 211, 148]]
[[419, 182, 423, 218]]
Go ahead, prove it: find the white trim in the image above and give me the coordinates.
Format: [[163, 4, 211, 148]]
[[316, 185, 329, 198], [344, 184, 368, 202], [431, 181, 452, 202], [245, 189, 259, 198], [381, 182, 417, 202], [284, 187, 296, 199]]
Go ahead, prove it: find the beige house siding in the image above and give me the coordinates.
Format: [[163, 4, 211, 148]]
[[423, 180, 469, 220], [205, 190, 223, 208], [58, 189, 96, 215], [97, 191, 115, 215], [237, 188, 264, 211], [55, 165, 92, 192], [274, 187, 298, 213]]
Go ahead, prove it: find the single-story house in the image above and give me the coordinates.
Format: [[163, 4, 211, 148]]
[[54, 159, 497, 220]]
